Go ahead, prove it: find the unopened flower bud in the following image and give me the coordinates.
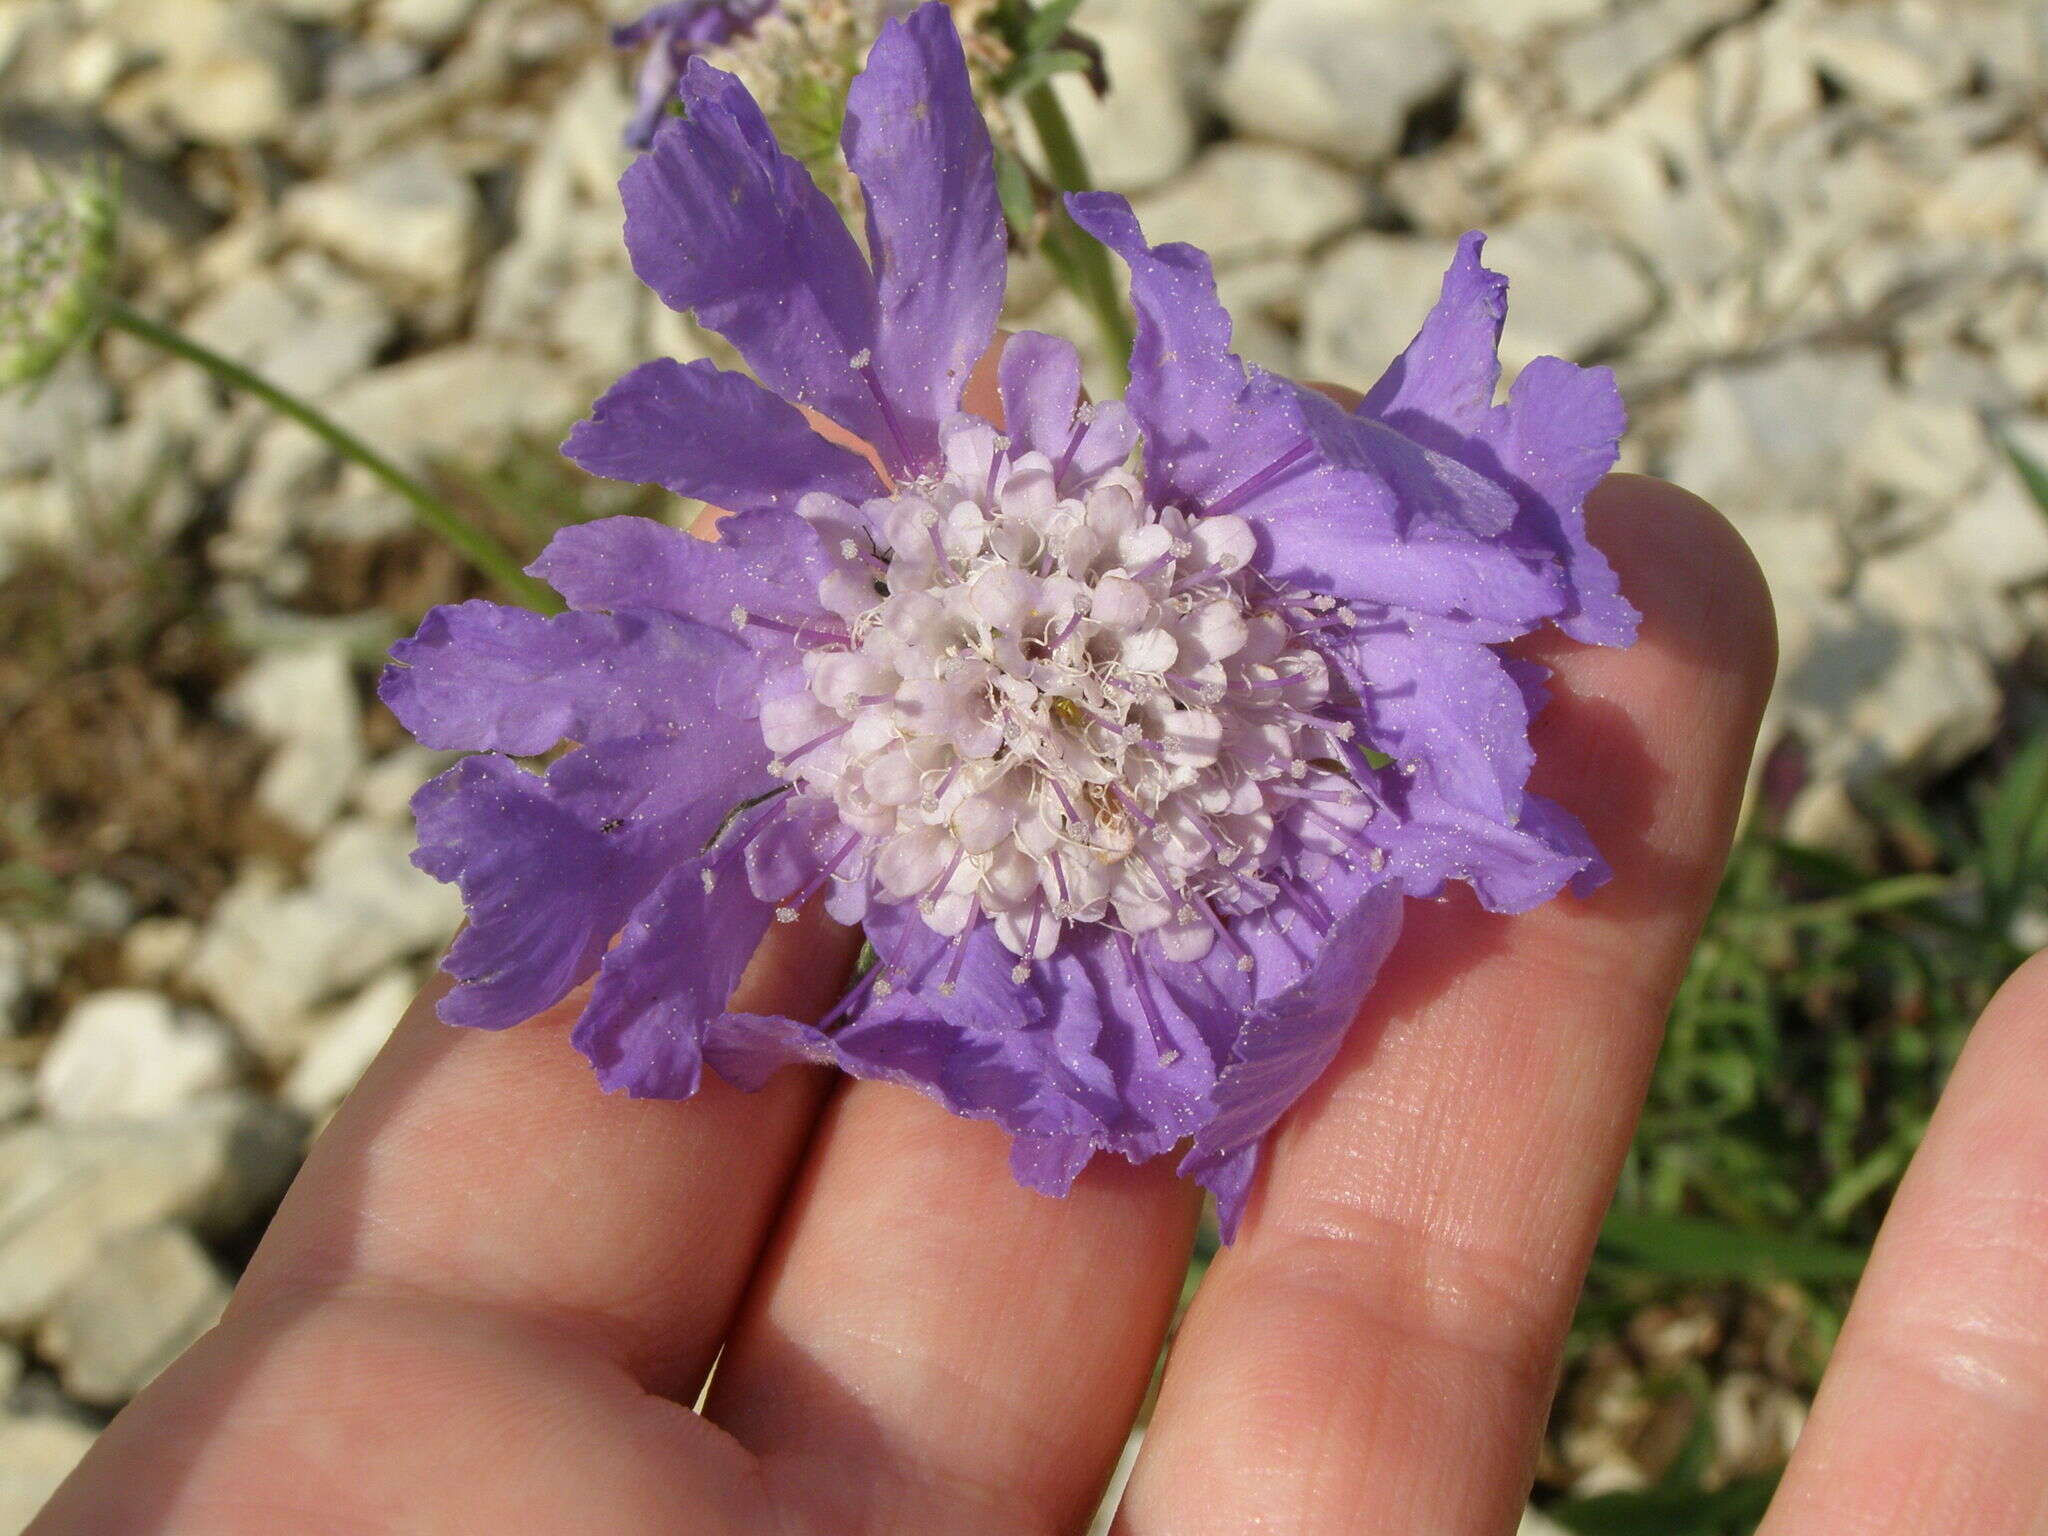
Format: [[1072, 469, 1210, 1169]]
[[0, 168, 114, 390]]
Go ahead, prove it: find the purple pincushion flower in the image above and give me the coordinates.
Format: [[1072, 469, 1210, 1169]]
[[383, 3, 1636, 1237], [614, 0, 779, 149]]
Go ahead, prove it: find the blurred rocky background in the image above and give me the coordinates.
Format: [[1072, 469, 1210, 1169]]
[[2, 0, 2046, 1529]]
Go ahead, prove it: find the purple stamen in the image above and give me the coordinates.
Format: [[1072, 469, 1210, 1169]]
[[715, 792, 790, 857], [1201, 438, 1312, 520], [858, 362, 916, 473], [1053, 413, 1088, 485], [1304, 803, 1376, 856], [778, 719, 854, 766], [1114, 931, 1179, 1065], [735, 610, 853, 646], [1047, 612, 1085, 651], [1128, 547, 1176, 582], [819, 960, 888, 1033], [1273, 783, 1364, 806], [920, 843, 967, 908], [775, 834, 863, 918], [1190, 893, 1255, 976], [1050, 781, 1083, 826], [939, 898, 981, 994], [1108, 783, 1157, 831], [1280, 873, 1335, 931]]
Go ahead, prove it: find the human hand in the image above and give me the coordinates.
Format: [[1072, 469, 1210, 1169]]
[[30, 463, 2043, 1535]]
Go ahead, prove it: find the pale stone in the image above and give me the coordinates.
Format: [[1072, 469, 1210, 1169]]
[[0, 1070, 31, 1128], [377, 0, 483, 46], [37, 1225, 229, 1407], [186, 825, 459, 1063], [1778, 595, 2002, 797], [1797, 1, 1973, 110], [0, 356, 115, 481], [182, 252, 396, 401], [1219, 0, 1460, 167], [0, 1094, 301, 1330], [1554, 0, 1754, 117], [1475, 216, 1658, 373], [549, 267, 648, 381], [1668, 351, 1892, 516], [0, 1416, 98, 1534], [220, 644, 365, 839], [1130, 144, 1366, 265], [284, 969, 416, 1115], [1039, 17, 1196, 192], [103, 0, 306, 144], [1302, 234, 1463, 392], [119, 918, 201, 986], [35, 992, 238, 1125], [354, 745, 456, 824], [282, 149, 483, 294]]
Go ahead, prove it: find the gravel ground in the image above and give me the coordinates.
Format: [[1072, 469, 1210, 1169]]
[[3, 0, 2047, 1525]]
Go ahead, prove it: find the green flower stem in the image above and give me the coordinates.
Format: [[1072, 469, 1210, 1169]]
[[104, 299, 560, 613], [1019, 81, 1135, 382]]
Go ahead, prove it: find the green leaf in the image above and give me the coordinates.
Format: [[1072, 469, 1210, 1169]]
[[1976, 732, 2048, 915], [992, 143, 1040, 246], [1996, 426, 2048, 520], [1002, 47, 1097, 99], [1596, 1210, 1866, 1283], [1025, 0, 1088, 54], [1547, 1470, 1781, 1536]]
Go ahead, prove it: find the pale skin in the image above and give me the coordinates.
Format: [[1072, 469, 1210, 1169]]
[[31, 363, 2048, 1535]]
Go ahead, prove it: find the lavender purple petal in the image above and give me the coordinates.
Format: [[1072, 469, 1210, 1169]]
[[624, 59, 887, 455], [564, 356, 885, 514], [841, 3, 1006, 472]]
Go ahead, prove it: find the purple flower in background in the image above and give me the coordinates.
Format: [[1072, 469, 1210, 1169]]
[[614, 0, 779, 149], [383, 3, 1635, 1236]]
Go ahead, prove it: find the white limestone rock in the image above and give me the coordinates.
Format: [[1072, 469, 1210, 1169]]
[[284, 969, 417, 1115], [1130, 144, 1365, 266], [282, 149, 484, 295], [36, 1225, 230, 1407], [0, 1094, 301, 1330], [219, 643, 366, 840], [0, 1415, 98, 1533], [1219, 0, 1460, 167], [35, 992, 238, 1125]]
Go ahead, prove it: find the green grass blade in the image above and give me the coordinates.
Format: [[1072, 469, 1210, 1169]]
[[1596, 1211, 1867, 1283]]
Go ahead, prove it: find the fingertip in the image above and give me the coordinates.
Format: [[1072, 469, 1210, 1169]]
[[1585, 473, 1779, 714]]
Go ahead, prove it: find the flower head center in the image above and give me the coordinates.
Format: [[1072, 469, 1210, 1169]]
[[761, 420, 1369, 968]]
